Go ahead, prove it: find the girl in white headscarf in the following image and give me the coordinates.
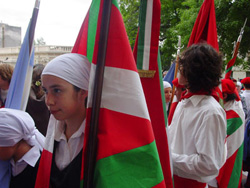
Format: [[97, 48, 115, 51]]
[[0, 108, 44, 188], [35, 53, 91, 188], [163, 81, 172, 112]]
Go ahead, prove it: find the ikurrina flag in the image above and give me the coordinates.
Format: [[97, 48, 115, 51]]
[[73, 0, 165, 187], [5, 0, 40, 110], [216, 103, 245, 188], [225, 55, 237, 80], [188, 0, 219, 51], [225, 19, 247, 79], [133, 0, 173, 187]]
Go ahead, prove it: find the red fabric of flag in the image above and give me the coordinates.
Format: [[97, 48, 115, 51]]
[[188, 0, 219, 51]]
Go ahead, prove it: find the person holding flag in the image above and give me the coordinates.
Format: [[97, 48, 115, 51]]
[[208, 79, 245, 188], [35, 53, 91, 188], [168, 44, 227, 188]]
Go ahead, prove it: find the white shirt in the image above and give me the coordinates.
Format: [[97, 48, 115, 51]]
[[242, 90, 250, 112], [169, 95, 227, 183], [54, 119, 85, 170], [10, 145, 40, 176]]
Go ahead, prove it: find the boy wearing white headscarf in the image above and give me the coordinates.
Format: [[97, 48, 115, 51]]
[[0, 108, 44, 188], [35, 53, 91, 188]]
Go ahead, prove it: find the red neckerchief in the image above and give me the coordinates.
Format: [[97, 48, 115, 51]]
[[180, 88, 220, 102]]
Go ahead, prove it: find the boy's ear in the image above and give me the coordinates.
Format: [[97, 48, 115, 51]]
[[222, 93, 227, 100]]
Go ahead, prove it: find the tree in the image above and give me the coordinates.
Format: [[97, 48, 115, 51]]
[[119, 0, 140, 49], [119, 0, 250, 71]]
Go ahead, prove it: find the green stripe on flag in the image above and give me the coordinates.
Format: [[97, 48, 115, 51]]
[[227, 144, 243, 188], [158, 49, 168, 126], [112, 0, 120, 10], [225, 66, 233, 74], [137, 0, 148, 70], [94, 141, 164, 187], [227, 117, 243, 136], [87, 0, 101, 62]]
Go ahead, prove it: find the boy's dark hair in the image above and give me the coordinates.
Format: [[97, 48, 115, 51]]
[[244, 84, 250, 89], [224, 93, 237, 102], [178, 44, 223, 93]]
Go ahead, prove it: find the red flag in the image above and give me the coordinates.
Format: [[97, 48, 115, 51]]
[[188, 0, 219, 51], [133, 0, 173, 187], [225, 55, 237, 79]]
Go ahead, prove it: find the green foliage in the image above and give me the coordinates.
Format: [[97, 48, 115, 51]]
[[119, 0, 140, 49], [119, 0, 250, 71]]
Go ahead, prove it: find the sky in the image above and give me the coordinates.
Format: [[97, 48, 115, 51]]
[[1, 0, 92, 46]]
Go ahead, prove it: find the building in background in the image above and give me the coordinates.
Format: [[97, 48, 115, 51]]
[[0, 45, 73, 66], [0, 23, 72, 66], [0, 23, 21, 48]]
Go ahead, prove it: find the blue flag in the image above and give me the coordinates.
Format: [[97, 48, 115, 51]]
[[163, 61, 176, 87], [5, 0, 40, 110], [1, 1, 40, 187]]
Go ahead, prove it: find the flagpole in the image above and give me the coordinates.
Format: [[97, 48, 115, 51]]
[[170, 35, 181, 104], [225, 18, 247, 79], [83, 0, 112, 187]]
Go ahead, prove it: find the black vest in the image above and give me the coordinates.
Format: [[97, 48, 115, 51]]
[[50, 141, 82, 188], [10, 158, 40, 188]]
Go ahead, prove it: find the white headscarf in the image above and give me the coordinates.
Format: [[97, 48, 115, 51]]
[[163, 81, 172, 89], [0, 108, 44, 150], [237, 81, 242, 88], [42, 53, 91, 91]]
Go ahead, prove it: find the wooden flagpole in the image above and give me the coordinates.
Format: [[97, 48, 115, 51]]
[[83, 0, 112, 187], [170, 35, 182, 104]]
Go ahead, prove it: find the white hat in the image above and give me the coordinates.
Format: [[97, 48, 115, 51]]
[[0, 108, 44, 150], [42, 53, 91, 91], [163, 81, 172, 89]]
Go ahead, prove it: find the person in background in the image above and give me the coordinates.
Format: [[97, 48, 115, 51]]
[[162, 70, 168, 78], [26, 64, 50, 136], [235, 81, 248, 119], [0, 108, 44, 188], [168, 44, 227, 188], [0, 63, 14, 108], [35, 53, 91, 188], [209, 79, 245, 188], [163, 81, 172, 113], [241, 77, 250, 114]]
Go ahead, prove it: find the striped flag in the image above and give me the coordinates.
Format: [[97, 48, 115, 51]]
[[5, 0, 40, 110], [225, 55, 237, 79], [188, 0, 219, 51], [73, 0, 165, 187], [216, 108, 245, 188], [133, 0, 173, 187]]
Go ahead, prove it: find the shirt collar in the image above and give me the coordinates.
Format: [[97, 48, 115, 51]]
[[185, 95, 206, 107], [10, 145, 40, 176], [54, 119, 86, 142]]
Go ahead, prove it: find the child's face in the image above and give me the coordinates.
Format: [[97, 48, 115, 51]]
[[164, 87, 172, 103], [42, 75, 87, 121]]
